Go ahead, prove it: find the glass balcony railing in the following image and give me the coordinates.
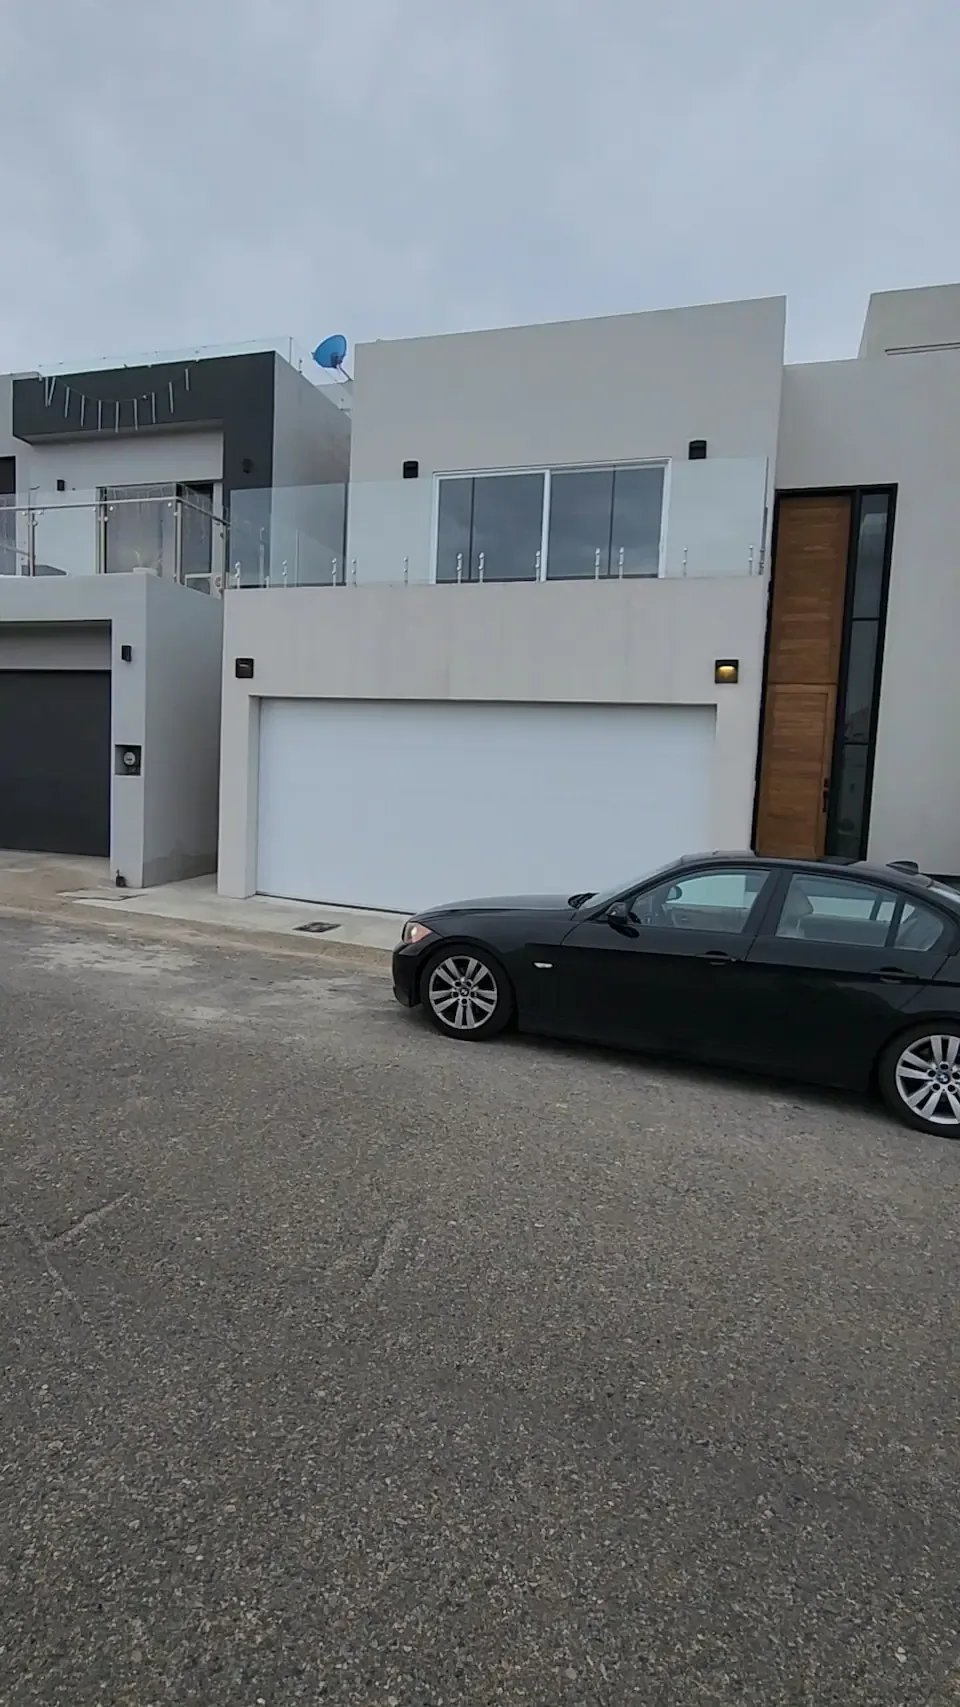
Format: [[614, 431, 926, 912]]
[[226, 458, 770, 590], [0, 487, 226, 592]]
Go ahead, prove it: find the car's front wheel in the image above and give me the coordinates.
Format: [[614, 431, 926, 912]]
[[422, 946, 512, 1041], [879, 1025, 960, 1137]]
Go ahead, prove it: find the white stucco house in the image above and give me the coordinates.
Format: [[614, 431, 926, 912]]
[[216, 282, 960, 912]]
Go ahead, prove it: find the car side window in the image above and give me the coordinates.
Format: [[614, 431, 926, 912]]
[[774, 873, 947, 952], [629, 869, 769, 934], [895, 900, 947, 953]]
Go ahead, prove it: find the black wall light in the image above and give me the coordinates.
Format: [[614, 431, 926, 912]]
[[235, 657, 254, 679], [688, 439, 708, 460], [402, 459, 419, 479], [120, 644, 133, 662], [714, 658, 739, 684]]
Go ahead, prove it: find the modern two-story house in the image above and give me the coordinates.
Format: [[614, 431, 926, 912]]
[[216, 282, 960, 912], [0, 343, 349, 884]]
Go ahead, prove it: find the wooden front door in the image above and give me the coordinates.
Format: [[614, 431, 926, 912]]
[[755, 495, 852, 859]]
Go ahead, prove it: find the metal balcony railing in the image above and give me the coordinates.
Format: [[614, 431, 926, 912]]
[[226, 461, 769, 591], [0, 487, 227, 593]]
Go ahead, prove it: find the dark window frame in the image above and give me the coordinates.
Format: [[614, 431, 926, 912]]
[[826, 485, 897, 860]]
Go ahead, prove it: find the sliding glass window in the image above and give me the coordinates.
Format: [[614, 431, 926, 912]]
[[436, 463, 665, 583]]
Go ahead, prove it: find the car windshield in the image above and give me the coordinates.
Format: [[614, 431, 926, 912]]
[[572, 860, 679, 911]]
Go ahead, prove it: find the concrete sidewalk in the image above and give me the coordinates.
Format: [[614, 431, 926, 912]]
[[0, 852, 401, 958]]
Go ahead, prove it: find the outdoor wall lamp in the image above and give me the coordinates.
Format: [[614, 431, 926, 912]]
[[714, 659, 739, 684]]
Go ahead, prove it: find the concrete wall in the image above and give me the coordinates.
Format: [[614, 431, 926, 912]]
[[859, 284, 960, 356], [0, 574, 222, 885], [778, 349, 960, 875], [21, 431, 223, 493], [345, 299, 782, 586], [218, 577, 768, 897], [140, 576, 222, 885], [350, 297, 786, 478], [0, 621, 110, 670], [271, 361, 350, 489]]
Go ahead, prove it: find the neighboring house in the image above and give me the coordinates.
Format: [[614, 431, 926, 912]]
[[0, 346, 349, 884], [217, 283, 960, 913]]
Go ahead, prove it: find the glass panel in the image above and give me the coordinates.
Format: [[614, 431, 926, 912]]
[[32, 490, 100, 576], [842, 619, 879, 743], [180, 486, 213, 588], [546, 469, 613, 579], [470, 473, 543, 582], [776, 870, 895, 944], [228, 487, 271, 586], [896, 902, 946, 953], [829, 745, 869, 860], [851, 493, 890, 619], [611, 465, 665, 577], [631, 868, 767, 932], [436, 478, 473, 583], [0, 496, 17, 574], [102, 484, 176, 576]]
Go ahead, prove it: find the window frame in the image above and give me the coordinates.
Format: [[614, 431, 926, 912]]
[[586, 860, 781, 938], [825, 485, 897, 860], [626, 863, 778, 936], [760, 866, 958, 961], [430, 459, 670, 585]]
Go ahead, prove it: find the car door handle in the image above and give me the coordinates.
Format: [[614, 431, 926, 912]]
[[879, 967, 908, 983], [703, 950, 736, 966]]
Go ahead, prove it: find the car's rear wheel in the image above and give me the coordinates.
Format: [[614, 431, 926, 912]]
[[879, 1025, 960, 1137], [422, 946, 512, 1041]]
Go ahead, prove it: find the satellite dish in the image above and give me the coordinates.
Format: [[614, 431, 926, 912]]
[[312, 334, 348, 371]]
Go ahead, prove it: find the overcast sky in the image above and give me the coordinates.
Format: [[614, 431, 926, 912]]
[[0, 0, 957, 373]]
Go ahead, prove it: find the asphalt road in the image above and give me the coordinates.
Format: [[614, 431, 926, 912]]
[[1, 913, 958, 1706]]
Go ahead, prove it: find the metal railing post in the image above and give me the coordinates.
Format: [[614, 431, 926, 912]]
[[173, 496, 183, 583]]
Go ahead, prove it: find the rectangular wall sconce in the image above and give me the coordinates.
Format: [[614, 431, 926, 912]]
[[235, 658, 254, 679], [714, 659, 739, 684]]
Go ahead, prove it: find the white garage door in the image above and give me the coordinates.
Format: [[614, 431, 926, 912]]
[[257, 699, 716, 913]]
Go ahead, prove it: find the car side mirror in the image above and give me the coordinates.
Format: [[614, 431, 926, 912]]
[[606, 901, 634, 931]]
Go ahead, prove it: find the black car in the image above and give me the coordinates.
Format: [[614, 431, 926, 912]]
[[393, 852, 960, 1138]]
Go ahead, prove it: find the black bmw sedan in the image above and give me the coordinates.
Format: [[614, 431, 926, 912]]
[[393, 852, 960, 1138]]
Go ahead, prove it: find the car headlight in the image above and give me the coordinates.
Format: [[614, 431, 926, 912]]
[[401, 920, 435, 945]]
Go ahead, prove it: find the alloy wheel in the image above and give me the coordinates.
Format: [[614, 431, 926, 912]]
[[427, 955, 499, 1032], [894, 1033, 960, 1128]]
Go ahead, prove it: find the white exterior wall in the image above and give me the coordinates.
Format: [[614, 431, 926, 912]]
[[0, 574, 222, 885], [859, 284, 960, 356], [218, 578, 768, 897], [22, 431, 223, 492], [346, 298, 784, 587], [350, 298, 786, 476], [777, 349, 960, 875]]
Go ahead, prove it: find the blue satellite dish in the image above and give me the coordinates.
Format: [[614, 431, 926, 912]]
[[312, 334, 348, 371]]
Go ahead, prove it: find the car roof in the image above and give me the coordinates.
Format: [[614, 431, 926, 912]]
[[678, 850, 956, 900]]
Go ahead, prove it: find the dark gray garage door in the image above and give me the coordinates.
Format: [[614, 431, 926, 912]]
[[0, 671, 111, 856]]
